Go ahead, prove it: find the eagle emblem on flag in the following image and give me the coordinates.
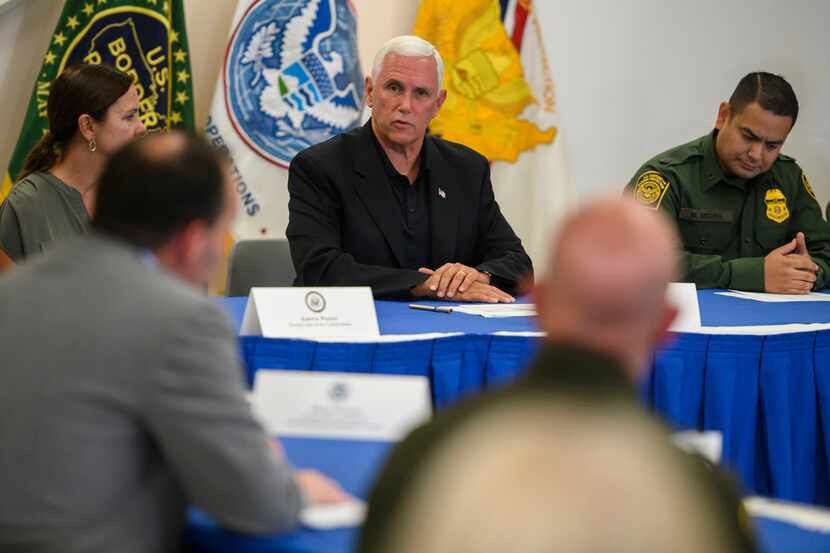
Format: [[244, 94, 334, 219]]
[[224, 0, 363, 167]]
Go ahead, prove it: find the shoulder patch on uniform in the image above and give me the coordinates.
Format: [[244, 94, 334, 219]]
[[633, 171, 670, 209], [802, 172, 817, 201]]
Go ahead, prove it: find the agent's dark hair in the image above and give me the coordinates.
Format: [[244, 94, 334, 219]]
[[92, 132, 226, 250], [19, 63, 132, 179], [728, 72, 798, 125]]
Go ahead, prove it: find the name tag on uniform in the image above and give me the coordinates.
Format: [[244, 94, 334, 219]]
[[240, 287, 379, 338], [249, 370, 431, 441], [678, 208, 733, 223]]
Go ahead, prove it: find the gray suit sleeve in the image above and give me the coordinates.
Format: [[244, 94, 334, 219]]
[[143, 300, 303, 534]]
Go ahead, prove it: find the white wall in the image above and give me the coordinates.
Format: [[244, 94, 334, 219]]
[[2, 0, 828, 207], [536, 0, 830, 206]]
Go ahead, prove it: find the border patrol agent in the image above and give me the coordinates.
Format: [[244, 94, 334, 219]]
[[627, 72, 830, 293]]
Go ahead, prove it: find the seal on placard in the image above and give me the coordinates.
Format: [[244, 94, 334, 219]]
[[305, 290, 326, 313], [328, 382, 348, 401]]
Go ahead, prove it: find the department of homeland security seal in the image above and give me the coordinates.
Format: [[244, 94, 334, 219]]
[[224, 0, 364, 168], [305, 290, 326, 313], [328, 382, 348, 401]]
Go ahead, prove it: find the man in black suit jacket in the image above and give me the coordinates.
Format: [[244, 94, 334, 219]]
[[287, 36, 531, 300]]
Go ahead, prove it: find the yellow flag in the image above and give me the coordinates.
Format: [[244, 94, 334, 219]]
[[0, 174, 12, 203], [414, 0, 555, 163]]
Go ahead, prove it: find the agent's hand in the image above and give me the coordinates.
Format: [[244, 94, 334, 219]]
[[295, 469, 351, 505], [764, 233, 818, 294], [795, 231, 810, 256]]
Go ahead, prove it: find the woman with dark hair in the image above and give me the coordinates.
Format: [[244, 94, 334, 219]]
[[0, 63, 145, 262]]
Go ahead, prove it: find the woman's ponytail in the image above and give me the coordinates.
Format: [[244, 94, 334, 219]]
[[18, 132, 60, 180]]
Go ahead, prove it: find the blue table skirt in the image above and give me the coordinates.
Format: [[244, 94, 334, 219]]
[[187, 438, 392, 553], [191, 515, 830, 553], [754, 517, 830, 553], [217, 291, 830, 505], [643, 331, 830, 505], [185, 438, 830, 553]]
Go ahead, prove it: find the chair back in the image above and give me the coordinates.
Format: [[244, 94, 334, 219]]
[[226, 239, 295, 297]]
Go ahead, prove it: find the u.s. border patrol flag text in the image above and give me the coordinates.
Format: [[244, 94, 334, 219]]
[[414, 0, 571, 269], [206, 0, 364, 240], [1, 0, 195, 202]]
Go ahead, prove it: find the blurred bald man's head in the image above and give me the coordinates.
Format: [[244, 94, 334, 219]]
[[92, 131, 238, 287], [379, 397, 739, 553], [534, 197, 680, 380]]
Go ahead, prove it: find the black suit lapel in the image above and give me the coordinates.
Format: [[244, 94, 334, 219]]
[[351, 122, 407, 268], [425, 136, 460, 266]]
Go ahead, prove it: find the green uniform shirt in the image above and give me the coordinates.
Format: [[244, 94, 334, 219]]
[[626, 131, 830, 291]]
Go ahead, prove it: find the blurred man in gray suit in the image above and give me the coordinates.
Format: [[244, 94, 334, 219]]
[[0, 132, 345, 553]]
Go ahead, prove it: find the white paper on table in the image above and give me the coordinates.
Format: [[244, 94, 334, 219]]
[[744, 496, 830, 533], [717, 290, 830, 303], [667, 283, 702, 332], [449, 303, 537, 318], [300, 499, 366, 529], [493, 331, 547, 337], [694, 323, 830, 335]]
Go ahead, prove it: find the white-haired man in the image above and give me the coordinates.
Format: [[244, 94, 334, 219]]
[[287, 35, 532, 300]]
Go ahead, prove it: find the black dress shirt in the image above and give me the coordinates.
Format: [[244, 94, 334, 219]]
[[371, 132, 432, 271]]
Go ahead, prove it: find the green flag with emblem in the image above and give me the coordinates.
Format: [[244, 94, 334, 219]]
[[1, 0, 195, 201]]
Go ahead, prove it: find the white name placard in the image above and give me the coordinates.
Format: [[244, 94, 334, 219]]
[[240, 287, 379, 338], [667, 282, 702, 332], [249, 370, 432, 441]]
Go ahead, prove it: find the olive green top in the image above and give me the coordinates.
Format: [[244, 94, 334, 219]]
[[0, 171, 90, 262], [626, 131, 830, 291]]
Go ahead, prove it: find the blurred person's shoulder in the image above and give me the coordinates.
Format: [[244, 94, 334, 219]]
[[0, 232, 230, 335], [519, 342, 634, 400]]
